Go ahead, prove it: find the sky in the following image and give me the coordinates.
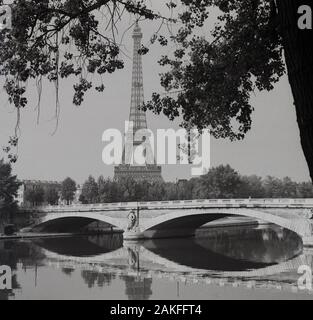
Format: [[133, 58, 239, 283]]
[[0, 2, 310, 184]]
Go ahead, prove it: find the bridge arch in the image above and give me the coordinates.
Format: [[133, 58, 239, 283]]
[[139, 208, 310, 239], [32, 212, 126, 232]]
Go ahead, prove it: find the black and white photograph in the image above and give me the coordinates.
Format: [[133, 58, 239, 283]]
[[1, 0, 313, 303]]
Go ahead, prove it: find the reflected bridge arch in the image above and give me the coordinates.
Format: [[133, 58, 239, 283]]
[[40, 242, 313, 291]]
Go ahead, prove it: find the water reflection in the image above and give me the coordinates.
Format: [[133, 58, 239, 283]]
[[81, 270, 116, 289], [32, 234, 123, 257], [0, 240, 42, 300], [0, 226, 310, 300], [115, 275, 152, 300], [195, 225, 303, 264], [123, 226, 302, 272]]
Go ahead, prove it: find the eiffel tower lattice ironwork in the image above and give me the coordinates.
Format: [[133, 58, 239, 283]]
[[114, 22, 163, 182]]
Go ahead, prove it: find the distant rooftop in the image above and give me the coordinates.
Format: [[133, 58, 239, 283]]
[[20, 180, 61, 185]]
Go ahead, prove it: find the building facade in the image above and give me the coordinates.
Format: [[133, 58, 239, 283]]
[[16, 180, 83, 208], [17, 180, 62, 207]]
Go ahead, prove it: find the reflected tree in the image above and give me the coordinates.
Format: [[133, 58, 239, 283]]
[[61, 267, 75, 277], [120, 275, 153, 300], [81, 270, 115, 288]]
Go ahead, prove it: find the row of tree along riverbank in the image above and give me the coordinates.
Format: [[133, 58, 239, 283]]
[[78, 165, 313, 204], [19, 165, 313, 207]]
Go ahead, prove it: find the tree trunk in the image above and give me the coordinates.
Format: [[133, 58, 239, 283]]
[[277, 0, 313, 182]]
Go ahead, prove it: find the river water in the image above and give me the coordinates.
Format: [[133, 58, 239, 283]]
[[1, 225, 313, 300]]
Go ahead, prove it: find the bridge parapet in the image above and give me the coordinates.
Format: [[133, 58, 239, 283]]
[[22, 198, 313, 214]]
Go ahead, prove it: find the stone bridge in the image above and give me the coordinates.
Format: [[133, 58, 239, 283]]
[[24, 199, 313, 246]]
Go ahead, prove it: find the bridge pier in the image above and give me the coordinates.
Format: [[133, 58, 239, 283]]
[[301, 220, 313, 248]]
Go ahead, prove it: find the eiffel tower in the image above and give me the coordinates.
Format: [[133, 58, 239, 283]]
[[114, 22, 163, 182]]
